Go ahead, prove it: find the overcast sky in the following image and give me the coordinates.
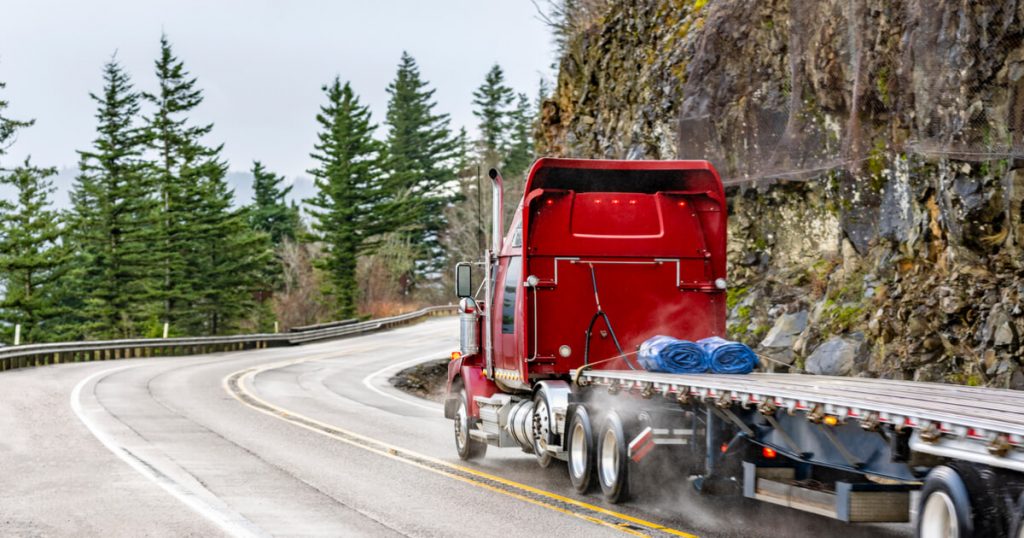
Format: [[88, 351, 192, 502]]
[[0, 1, 555, 196]]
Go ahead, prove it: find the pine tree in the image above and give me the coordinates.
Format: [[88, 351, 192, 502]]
[[248, 161, 300, 245], [0, 81, 32, 165], [307, 78, 382, 318], [69, 57, 158, 339], [504, 92, 536, 178], [0, 160, 69, 344], [382, 52, 460, 282], [471, 64, 515, 168], [144, 35, 266, 335]]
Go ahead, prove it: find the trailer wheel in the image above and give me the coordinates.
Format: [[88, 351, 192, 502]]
[[531, 388, 555, 468], [454, 390, 486, 460], [566, 405, 595, 493], [917, 463, 1004, 538], [597, 410, 630, 504], [1009, 493, 1024, 538]]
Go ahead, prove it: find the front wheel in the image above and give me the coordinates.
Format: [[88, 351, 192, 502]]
[[532, 389, 554, 468], [567, 405, 596, 493], [454, 390, 486, 460], [597, 410, 630, 503]]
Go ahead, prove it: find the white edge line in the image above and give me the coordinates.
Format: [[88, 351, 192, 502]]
[[361, 354, 446, 412], [70, 363, 265, 538]]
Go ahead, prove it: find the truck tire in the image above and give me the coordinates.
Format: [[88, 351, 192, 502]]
[[1009, 493, 1024, 538], [566, 405, 595, 493], [917, 463, 1004, 538], [532, 388, 555, 468], [597, 410, 630, 504], [454, 390, 486, 460]]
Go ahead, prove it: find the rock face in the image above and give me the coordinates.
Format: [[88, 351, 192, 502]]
[[540, 0, 1024, 387], [761, 311, 808, 349]]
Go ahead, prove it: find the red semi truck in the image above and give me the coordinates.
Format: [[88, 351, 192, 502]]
[[445, 158, 1024, 537]]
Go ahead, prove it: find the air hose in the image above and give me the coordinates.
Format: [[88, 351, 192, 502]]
[[582, 264, 638, 370]]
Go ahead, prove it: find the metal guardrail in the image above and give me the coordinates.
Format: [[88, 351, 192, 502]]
[[0, 305, 456, 372]]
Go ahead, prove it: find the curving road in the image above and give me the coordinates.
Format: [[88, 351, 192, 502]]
[[0, 317, 912, 537]]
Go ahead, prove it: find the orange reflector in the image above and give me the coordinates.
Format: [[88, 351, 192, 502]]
[[824, 415, 839, 426], [762, 447, 777, 459], [720, 442, 729, 453], [450, 351, 461, 361]]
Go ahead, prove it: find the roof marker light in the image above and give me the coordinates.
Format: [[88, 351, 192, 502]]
[[546, 199, 554, 205], [629, 200, 637, 205], [612, 199, 620, 204], [678, 200, 687, 207]]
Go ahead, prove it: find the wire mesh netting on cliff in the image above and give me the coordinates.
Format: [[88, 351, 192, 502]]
[[673, 1, 1024, 187]]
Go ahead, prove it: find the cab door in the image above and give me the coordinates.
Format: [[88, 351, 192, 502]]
[[491, 256, 522, 384]]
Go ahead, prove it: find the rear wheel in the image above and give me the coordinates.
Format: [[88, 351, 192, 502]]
[[454, 390, 486, 460], [917, 463, 1004, 538], [597, 410, 630, 503], [567, 405, 596, 493], [532, 389, 554, 468]]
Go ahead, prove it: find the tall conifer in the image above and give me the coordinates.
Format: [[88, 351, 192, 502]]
[[0, 160, 69, 344], [382, 52, 459, 280], [70, 57, 157, 338], [144, 35, 265, 334], [307, 78, 382, 318], [248, 161, 301, 245]]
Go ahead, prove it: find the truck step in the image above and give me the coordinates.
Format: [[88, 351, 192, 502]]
[[742, 463, 910, 523]]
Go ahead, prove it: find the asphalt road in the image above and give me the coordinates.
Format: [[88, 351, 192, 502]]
[[0, 317, 914, 537]]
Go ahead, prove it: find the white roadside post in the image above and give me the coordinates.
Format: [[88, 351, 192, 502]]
[[162, 322, 169, 339], [14, 324, 21, 346]]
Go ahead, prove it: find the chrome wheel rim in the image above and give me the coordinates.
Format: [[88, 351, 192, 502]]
[[600, 428, 619, 486], [570, 420, 587, 478], [920, 491, 958, 538], [533, 399, 550, 452], [455, 399, 469, 450]]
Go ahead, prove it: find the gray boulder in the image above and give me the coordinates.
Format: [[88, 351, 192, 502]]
[[806, 334, 866, 376], [760, 311, 808, 349]]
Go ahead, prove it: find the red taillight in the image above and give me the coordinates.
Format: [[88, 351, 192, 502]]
[[762, 447, 777, 459], [720, 442, 729, 453]]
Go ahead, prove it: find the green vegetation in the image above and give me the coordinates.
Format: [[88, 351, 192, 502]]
[[0, 39, 538, 343]]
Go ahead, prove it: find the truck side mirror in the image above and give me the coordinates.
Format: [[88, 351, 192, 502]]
[[455, 263, 473, 298]]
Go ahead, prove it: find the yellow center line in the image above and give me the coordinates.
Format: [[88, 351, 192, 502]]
[[223, 357, 699, 538]]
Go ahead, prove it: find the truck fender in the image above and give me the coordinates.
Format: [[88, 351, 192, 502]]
[[443, 357, 465, 419], [458, 364, 499, 419], [535, 380, 572, 442]]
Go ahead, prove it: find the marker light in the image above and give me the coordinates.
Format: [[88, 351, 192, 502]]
[[762, 447, 777, 459], [450, 351, 461, 361], [720, 442, 729, 453], [546, 199, 554, 205], [558, 345, 572, 358], [678, 200, 687, 207], [715, 278, 727, 290], [629, 200, 637, 205], [612, 199, 620, 204], [824, 415, 839, 426]]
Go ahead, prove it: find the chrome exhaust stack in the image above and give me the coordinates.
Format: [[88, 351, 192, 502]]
[[484, 168, 504, 381]]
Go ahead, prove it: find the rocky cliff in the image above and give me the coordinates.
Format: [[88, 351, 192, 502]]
[[539, 0, 1024, 387]]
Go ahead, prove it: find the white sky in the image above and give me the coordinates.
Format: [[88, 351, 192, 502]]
[[0, 0, 556, 183]]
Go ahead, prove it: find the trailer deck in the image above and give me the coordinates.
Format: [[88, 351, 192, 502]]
[[579, 370, 1024, 472]]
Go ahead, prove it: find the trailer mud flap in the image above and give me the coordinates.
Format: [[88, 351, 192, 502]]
[[629, 426, 655, 463]]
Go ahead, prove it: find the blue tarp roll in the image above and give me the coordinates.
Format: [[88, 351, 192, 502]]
[[637, 335, 710, 374], [698, 336, 760, 374]]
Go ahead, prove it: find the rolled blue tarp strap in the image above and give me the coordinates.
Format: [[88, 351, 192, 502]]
[[699, 336, 759, 374], [637, 335, 710, 374]]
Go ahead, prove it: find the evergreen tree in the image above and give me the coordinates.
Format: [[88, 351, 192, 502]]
[[144, 35, 265, 335], [0, 80, 32, 165], [471, 64, 515, 168], [248, 161, 300, 245], [307, 78, 382, 318], [69, 57, 158, 339], [382, 52, 459, 281], [0, 160, 69, 344], [504, 92, 535, 178]]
